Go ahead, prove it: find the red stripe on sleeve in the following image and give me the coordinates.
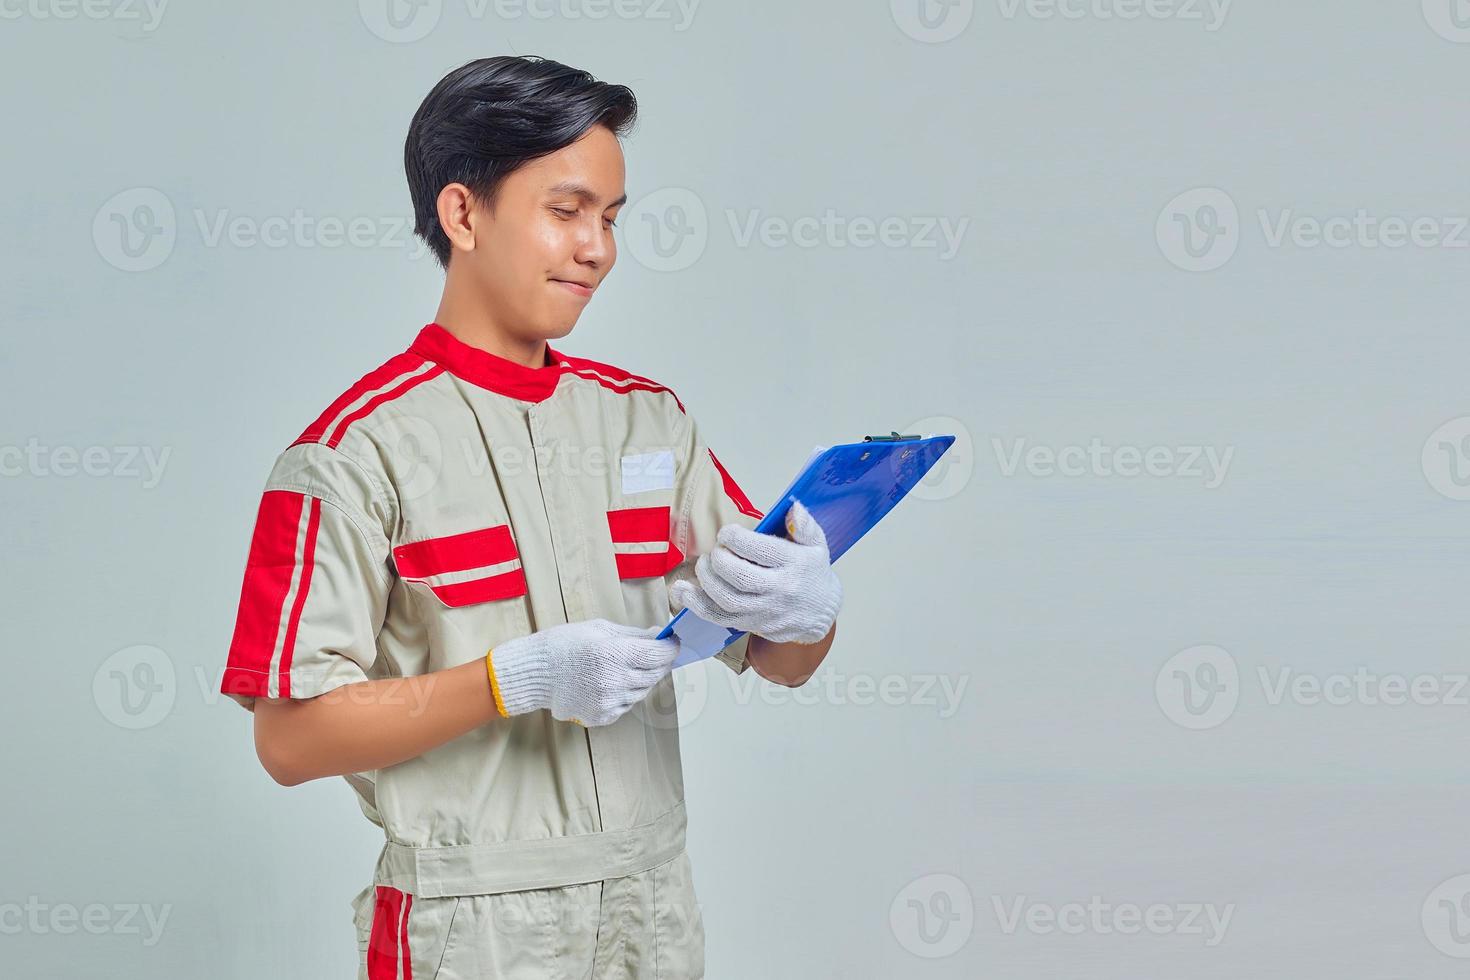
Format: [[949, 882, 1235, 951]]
[[274, 496, 322, 700], [220, 490, 306, 699]]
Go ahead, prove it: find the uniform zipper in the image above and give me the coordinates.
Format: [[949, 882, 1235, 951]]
[[525, 406, 603, 826]]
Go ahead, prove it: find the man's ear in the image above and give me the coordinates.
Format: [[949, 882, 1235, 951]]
[[436, 182, 477, 255]]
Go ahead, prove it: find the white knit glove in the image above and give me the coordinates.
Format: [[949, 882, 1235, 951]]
[[487, 619, 680, 727], [668, 499, 842, 644]]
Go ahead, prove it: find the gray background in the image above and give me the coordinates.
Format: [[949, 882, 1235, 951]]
[[3, 0, 1469, 976]]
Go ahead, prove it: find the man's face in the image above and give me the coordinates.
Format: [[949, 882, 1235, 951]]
[[454, 124, 627, 344]]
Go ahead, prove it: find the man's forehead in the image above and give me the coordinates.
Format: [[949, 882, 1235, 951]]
[[512, 132, 626, 206]]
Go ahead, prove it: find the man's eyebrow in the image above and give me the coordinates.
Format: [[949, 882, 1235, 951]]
[[546, 181, 627, 209]]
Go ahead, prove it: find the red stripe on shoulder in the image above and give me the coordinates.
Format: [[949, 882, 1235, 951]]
[[559, 354, 686, 413], [291, 351, 428, 447], [322, 364, 444, 449]]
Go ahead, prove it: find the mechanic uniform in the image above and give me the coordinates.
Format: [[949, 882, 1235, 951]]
[[220, 322, 765, 979]]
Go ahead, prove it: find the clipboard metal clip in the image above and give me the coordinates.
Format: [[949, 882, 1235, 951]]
[[862, 431, 922, 442]]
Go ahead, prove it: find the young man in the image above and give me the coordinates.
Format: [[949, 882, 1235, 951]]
[[221, 56, 841, 978]]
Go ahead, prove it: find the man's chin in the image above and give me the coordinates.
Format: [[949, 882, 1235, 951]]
[[539, 318, 580, 343]]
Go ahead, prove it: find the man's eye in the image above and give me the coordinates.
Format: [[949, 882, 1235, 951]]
[[551, 207, 576, 218], [605, 216, 619, 228]]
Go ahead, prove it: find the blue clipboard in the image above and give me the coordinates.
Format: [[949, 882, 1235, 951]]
[[660, 432, 956, 667]]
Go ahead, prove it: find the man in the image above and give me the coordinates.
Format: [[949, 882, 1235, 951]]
[[221, 55, 841, 978]]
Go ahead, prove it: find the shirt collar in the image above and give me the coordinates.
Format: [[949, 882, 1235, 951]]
[[409, 322, 569, 403]]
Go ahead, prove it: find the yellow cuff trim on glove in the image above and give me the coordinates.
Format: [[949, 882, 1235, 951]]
[[486, 648, 509, 719]]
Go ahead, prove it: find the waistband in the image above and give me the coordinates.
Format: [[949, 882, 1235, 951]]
[[373, 801, 687, 898]]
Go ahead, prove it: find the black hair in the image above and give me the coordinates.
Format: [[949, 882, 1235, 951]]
[[405, 55, 639, 270]]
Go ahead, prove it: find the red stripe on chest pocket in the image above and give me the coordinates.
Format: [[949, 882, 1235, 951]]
[[394, 525, 517, 577], [607, 505, 685, 579], [393, 524, 528, 606]]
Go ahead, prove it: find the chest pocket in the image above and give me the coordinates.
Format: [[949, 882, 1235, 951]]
[[392, 523, 529, 607], [606, 503, 683, 579], [606, 449, 681, 626], [389, 519, 534, 670]]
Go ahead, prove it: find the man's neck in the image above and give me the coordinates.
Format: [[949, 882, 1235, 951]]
[[434, 294, 548, 369]]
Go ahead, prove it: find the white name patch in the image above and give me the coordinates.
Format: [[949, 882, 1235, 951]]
[[621, 449, 675, 494]]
